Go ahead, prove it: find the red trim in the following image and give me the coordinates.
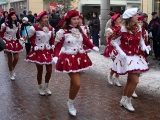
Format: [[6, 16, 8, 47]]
[[111, 68, 149, 75]]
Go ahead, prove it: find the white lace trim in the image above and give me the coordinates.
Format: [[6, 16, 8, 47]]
[[55, 65, 92, 73], [25, 59, 53, 65], [4, 49, 23, 53]]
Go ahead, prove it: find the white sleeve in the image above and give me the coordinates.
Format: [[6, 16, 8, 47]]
[[55, 29, 65, 42], [1, 23, 6, 31], [29, 26, 36, 38]]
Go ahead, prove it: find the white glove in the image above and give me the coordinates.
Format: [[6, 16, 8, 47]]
[[92, 47, 99, 52], [140, 35, 149, 54], [19, 37, 24, 41], [51, 45, 55, 50], [148, 32, 152, 38], [34, 46, 38, 51], [147, 45, 151, 51], [119, 51, 127, 60], [52, 57, 58, 64]]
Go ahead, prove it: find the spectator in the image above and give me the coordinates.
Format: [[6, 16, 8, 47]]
[[27, 11, 35, 24], [142, 13, 149, 30], [20, 17, 31, 56], [88, 12, 100, 47], [0, 11, 8, 28], [23, 10, 27, 17], [149, 12, 160, 60], [49, 9, 60, 32], [34, 13, 37, 23], [19, 13, 24, 24]]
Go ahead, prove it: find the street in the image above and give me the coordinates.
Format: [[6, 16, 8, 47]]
[[0, 47, 160, 120]]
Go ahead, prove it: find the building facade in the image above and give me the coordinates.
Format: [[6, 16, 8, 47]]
[[0, 0, 78, 15], [78, 0, 142, 16]]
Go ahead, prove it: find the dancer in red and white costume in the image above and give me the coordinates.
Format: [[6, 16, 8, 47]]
[[111, 8, 150, 112], [1, 11, 23, 80], [78, 15, 91, 52], [103, 13, 122, 87], [53, 10, 99, 116], [138, 15, 151, 61], [26, 11, 55, 95]]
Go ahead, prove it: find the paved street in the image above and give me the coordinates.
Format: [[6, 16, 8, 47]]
[[0, 47, 160, 120]]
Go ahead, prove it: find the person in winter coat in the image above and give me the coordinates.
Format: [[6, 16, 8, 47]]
[[148, 12, 160, 59], [88, 12, 100, 47], [20, 17, 31, 56]]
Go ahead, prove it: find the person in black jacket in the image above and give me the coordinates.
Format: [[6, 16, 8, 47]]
[[27, 11, 35, 24], [149, 12, 160, 59], [88, 12, 100, 47], [49, 9, 60, 32], [0, 11, 8, 27]]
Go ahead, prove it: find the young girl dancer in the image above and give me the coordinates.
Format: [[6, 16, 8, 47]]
[[53, 10, 99, 116], [111, 8, 150, 111], [103, 13, 122, 87], [26, 11, 55, 95], [1, 11, 23, 80]]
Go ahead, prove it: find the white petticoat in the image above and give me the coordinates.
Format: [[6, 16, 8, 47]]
[[111, 55, 149, 75]]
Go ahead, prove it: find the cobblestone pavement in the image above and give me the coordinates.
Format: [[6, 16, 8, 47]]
[[0, 47, 160, 120]]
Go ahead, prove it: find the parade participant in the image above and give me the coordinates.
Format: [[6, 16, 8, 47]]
[[138, 15, 151, 54], [25, 11, 55, 95], [111, 8, 150, 112], [20, 17, 31, 56], [103, 13, 122, 87], [1, 11, 23, 80], [52, 10, 99, 116], [78, 15, 91, 52]]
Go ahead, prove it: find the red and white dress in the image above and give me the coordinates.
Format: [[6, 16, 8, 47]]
[[25, 24, 55, 64], [54, 26, 95, 73], [103, 26, 121, 58], [80, 25, 91, 52], [1, 22, 23, 53], [111, 25, 149, 75]]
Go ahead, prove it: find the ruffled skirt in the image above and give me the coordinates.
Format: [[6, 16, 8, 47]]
[[111, 55, 149, 75], [55, 52, 92, 73], [25, 48, 54, 65], [4, 40, 23, 53]]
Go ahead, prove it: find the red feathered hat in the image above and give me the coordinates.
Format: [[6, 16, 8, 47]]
[[36, 11, 48, 21], [8, 11, 16, 19], [64, 10, 79, 21], [79, 15, 83, 19], [109, 11, 116, 16], [111, 13, 120, 23], [138, 15, 144, 21]]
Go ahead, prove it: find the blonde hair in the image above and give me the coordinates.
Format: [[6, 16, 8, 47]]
[[122, 18, 139, 32], [38, 18, 50, 29]]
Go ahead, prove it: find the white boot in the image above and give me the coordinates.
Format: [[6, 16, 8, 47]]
[[132, 91, 138, 98], [10, 71, 15, 81], [38, 84, 45, 96], [124, 97, 135, 112], [67, 99, 77, 116], [44, 83, 52, 95], [120, 96, 127, 107], [114, 78, 122, 87], [107, 74, 113, 85]]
